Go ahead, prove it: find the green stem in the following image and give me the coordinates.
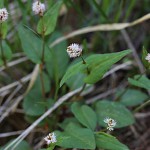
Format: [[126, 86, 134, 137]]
[[40, 64, 46, 98], [41, 36, 45, 64], [77, 83, 86, 97], [96, 128, 107, 134], [0, 23, 7, 67], [134, 99, 150, 113], [39, 16, 46, 98], [80, 55, 90, 74]]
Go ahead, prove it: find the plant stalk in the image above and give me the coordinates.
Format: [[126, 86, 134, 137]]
[[0, 23, 7, 67], [39, 16, 46, 98]]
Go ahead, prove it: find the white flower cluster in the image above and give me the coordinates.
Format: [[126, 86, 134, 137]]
[[0, 8, 8, 23], [44, 132, 57, 145], [145, 53, 150, 63], [32, 1, 46, 16], [104, 117, 117, 131], [67, 43, 82, 58]]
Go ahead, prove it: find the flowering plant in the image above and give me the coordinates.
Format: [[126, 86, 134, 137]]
[[0, 1, 149, 150]]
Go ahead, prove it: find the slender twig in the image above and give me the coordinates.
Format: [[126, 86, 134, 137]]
[[0, 74, 31, 94], [0, 95, 23, 123], [134, 99, 150, 112], [121, 29, 145, 73], [50, 13, 150, 48], [0, 84, 22, 114], [0, 57, 28, 72], [0, 128, 43, 138], [0, 130, 24, 138]]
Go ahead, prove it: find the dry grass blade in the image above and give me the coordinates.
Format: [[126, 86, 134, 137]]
[[50, 13, 150, 47], [0, 57, 28, 72], [0, 95, 23, 123], [0, 85, 22, 115], [24, 64, 39, 95], [0, 74, 31, 94]]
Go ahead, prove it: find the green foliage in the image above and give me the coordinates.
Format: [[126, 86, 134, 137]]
[[95, 132, 129, 150], [46, 32, 69, 79], [120, 89, 148, 106], [1, 22, 8, 39], [56, 123, 96, 149], [23, 89, 45, 116], [142, 47, 150, 69], [71, 102, 97, 130], [37, 1, 62, 36], [60, 50, 131, 87], [0, 41, 12, 65], [58, 117, 81, 130], [128, 75, 150, 90], [18, 26, 51, 63], [66, 73, 85, 90], [96, 101, 135, 128], [23, 73, 51, 116]]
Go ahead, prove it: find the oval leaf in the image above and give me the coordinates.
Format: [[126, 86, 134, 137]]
[[18, 26, 51, 63], [56, 123, 96, 149], [95, 132, 129, 150], [128, 75, 150, 90], [37, 1, 62, 36], [120, 89, 148, 106], [60, 50, 131, 86], [71, 102, 97, 130], [96, 101, 135, 128]]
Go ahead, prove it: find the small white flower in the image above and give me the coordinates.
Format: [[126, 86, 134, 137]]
[[104, 117, 116, 131], [145, 53, 150, 63], [44, 132, 57, 145], [67, 43, 82, 58], [32, 1, 46, 16], [0, 8, 8, 23]]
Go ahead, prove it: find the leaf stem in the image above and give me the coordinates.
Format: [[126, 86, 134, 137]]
[[134, 99, 150, 113], [80, 55, 90, 75], [0, 23, 7, 67], [39, 64, 46, 98], [39, 16, 46, 98]]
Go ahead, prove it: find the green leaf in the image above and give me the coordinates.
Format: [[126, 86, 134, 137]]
[[66, 73, 85, 90], [23, 89, 45, 116], [1, 22, 8, 39], [84, 50, 131, 83], [142, 47, 150, 69], [18, 25, 51, 63], [60, 60, 86, 87], [33, 72, 51, 93], [58, 117, 81, 130], [0, 41, 12, 66], [46, 31, 69, 79], [120, 89, 148, 106], [60, 50, 131, 87], [56, 123, 96, 149], [23, 73, 51, 116], [0, 140, 31, 150], [71, 102, 97, 130], [0, 1, 4, 7], [95, 132, 129, 150], [37, 1, 62, 36], [96, 101, 135, 128], [128, 75, 150, 90]]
